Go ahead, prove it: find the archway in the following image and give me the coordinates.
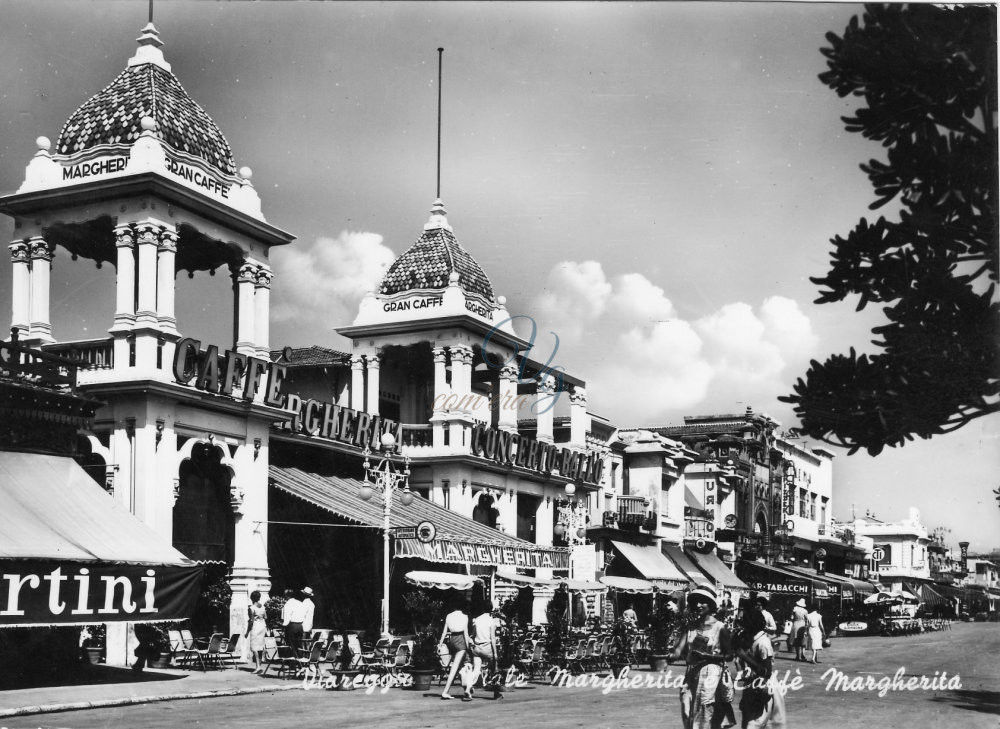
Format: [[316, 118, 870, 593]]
[[173, 441, 236, 564]]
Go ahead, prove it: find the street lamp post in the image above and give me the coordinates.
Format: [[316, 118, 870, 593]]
[[359, 432, 412, 637]]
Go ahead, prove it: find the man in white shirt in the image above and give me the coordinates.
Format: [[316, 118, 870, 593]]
[[281, 588, 305, 652], [301, 586, 316, 637]]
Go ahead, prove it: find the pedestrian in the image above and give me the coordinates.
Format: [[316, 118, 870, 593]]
[[622, 603, 638, 626], [245, 589, 267, 673], [281, 588, 305, 654], [788, 598, 808, 661], [805, 602, 826, 664], [668, 584, 736, 729], [753, 596, 777, 637], [131, 623, 161, 672], [301, 586, 316, 640], [736, 611, 787, 729], [438, 594, 471, 700], [467, 598, 503, 700]]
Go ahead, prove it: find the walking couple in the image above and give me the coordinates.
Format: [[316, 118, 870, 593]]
[[439, 594, 503, 701]]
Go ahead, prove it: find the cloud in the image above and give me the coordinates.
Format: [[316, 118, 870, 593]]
[[270, 231, 396, 333], [527, 261, 818, 425]]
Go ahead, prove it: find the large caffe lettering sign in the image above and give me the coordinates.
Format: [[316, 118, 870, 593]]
[[470, 422, 604, 486]]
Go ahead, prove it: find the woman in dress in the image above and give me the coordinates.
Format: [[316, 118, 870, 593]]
[[438, 595, 472, 700], [245, 590, 267, 673], [805, 603, 826, 664], [467, 599, 503, 700], [668, 584, 735, 729], [788, 598, 808, 662], [736, 611, 787, 729]]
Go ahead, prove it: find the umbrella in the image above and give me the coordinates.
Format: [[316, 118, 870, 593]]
[[863, 592, 901, 604], [404, 571, 481, 590], [600, 575, 656, 595], [496, 571, 556, 587], [561, 579, 608, 594]]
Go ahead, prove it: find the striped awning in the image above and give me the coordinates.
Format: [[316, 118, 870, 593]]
[[610, 541, 691, 589]]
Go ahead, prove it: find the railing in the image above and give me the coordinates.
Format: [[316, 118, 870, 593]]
[[42, 338, 114, 370], [684, 517, 715, 540], [400, 424, 432, 448], [1, 331, 80, 387], [617, 496, 649, 528]]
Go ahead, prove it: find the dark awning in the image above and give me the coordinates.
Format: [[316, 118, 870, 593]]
[[685, 548, 748, 591], [661, 543, 710, 584], [270, 465, 569, 569], [736, 560, 828, 598], [918, 584, 948, 607], [778, 564, 856, 599], [608, 540, 690, 589], [0, 452, 202, 627]]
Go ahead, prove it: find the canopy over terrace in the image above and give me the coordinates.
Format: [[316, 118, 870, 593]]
[[269, 466, 569, 570], [609, 540, 690, 590], [0, 452, 202, 627], [777, 563, 858, 601], [736, 560, 829, 599]]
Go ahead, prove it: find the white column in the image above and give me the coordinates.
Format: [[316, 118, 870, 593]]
[[449, 345, 473, 450], [8, 241, 31, 337], [27, 237, 54, 344], [498, 363, 519, 432], [230, 424, 272, 636], [350, 355, 366, 411], [432, 346, 449, 411], [496, 488, 517, 536], [133, 222, 161, 369], [254, 266, 272, 360], [569, 386, 588, 448], [156, 228, 178, 369], [535, 495, 555, 580], [366, 353, 381, 415], [110, 226, 136, 369], [234, 261, 257, 357], [535, 375, 555, 444]]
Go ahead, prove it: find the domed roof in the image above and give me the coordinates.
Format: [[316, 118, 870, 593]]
[[55, 24, 235, 176], [379, 200, 495, 301]]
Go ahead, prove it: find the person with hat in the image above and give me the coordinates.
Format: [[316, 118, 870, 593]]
[[668, 584, 735, 729], [788, 598, 808, 661], [301, 586, 316, 638]]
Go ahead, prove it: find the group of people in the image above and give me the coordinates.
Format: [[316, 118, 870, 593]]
[[438, 595, 504, 702], [669, 584, 790, 729], [242, 586, 315, 674]]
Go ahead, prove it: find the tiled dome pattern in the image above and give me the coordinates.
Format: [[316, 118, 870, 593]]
[[56, 63, 236, 176], [380, 227, 495, 301]]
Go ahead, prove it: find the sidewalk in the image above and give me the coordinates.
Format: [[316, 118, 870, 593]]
[[0, 664, 303, 718]]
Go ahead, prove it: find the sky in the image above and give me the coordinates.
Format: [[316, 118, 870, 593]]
[[0, 1, 997, 552]]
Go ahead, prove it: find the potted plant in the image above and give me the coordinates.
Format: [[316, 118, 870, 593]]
[[402, 591, 444, 691], [609, 618, 636, 678], [147, 625, 174, 668], [647, 599, 677, 672], [81, 624, 105, 664]]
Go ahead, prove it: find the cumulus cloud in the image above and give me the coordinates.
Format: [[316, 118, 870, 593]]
[[270, 230, 396, 333], [527, 261, 818, 425]]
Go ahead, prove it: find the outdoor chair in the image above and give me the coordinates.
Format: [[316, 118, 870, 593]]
[[290, 640, 325, 677], [565, 638, 589, 674], [262, 635, 280, 663], [188, 632, 225, 671], [518, 641, 548, 680], [218, 632, 241, 669], [320, 639, 344, 671], [388, 643, 411, 677], [346, 633, 365, 668], [168, 629, 197, 667]]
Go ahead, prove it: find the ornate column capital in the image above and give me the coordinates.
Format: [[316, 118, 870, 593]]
[[8, 241, 30, 263], [134, 222, 161, 246], [432, 346, 448, 365], [350, 354, 366, 371], [367, 353, 382, 370], [451, 344, 474, 365], [500, 363, 519, 382], [254, 267, 273, 289], [236, 262, 258, 284], [113, 225, 136, 249], [569, 386, 588, 405], [27, 236, 52, 261], [157, 229, 178, 252], [536, 375, 556, 395]]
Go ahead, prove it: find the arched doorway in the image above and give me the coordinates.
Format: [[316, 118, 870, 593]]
[[173, 441, 236, 564]]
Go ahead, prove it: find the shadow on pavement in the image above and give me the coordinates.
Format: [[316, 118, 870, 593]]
[[0, 664, 185, 691], [930, 690, 1000, 715]]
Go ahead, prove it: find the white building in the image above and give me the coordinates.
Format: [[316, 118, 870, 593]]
[[853, 507, 933, 591]]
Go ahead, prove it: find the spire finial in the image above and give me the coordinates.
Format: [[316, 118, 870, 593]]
[[149, 0, 154, 24], [129, 17, 171, 71], [436, 47, 444, 200]]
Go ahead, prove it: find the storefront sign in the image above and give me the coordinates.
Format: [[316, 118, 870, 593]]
[[743, 579, 810, 595], [62, 157, 127, 180], [838, 621, 868, 633], [166, 157, 231, 198], [0, 561, 202, 627], [469, 422, 604, 486], [383, 296, 443, 313], [395, 537, 569, 569], [278, 395, 404, 451], [173, 338, 289, 407]]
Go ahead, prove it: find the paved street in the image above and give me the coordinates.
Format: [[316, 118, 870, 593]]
[[5, 623, 998, 729]]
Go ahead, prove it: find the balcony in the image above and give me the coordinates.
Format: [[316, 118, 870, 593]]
[[43, 338, 114, 370], [400, 424, 431, 448], [684, 517, 715, 541], [616, 495, 651, 528]]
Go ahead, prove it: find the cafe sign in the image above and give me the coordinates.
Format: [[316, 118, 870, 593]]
[[395, 537, 569, 569], [470, 422, 604, 486]]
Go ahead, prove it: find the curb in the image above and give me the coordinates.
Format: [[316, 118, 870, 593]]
[[0, 683, 303, 718]]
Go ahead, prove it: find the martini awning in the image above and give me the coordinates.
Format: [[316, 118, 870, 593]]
[[270, 466, 569, 569], [609, 540, 691, 589], [685, 548, 748, 591], [661, 543, 711, 584], [0, 452, 202, 627], [736, 560, 829, 598]]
